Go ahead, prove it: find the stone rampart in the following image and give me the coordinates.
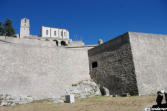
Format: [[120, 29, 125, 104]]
[[129, 32, 167, 95], [0, 37, 90, 99], [88, 33, 138, 96]]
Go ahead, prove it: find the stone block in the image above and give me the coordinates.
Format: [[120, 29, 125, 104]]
[[65, 95, 75, 103]]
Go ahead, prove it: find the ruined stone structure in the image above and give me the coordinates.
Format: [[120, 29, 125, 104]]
[[89, 32, 167, 96]]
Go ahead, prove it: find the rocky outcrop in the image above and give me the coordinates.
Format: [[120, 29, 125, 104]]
[[65, 80, 101, 98], [0, 80, 101, 106], [0, 94, 33, 106]]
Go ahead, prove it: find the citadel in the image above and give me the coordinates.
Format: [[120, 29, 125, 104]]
[[0, 18, 167, 103]]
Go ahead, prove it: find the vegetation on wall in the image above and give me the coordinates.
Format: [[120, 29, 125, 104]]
[[0, 18, 16, 37]]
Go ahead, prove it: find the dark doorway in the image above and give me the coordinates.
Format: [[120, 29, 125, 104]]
[[61, 41, 67, 46], [53, 40, 59, 46]]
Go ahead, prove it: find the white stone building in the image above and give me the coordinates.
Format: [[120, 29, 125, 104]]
[[41, 26, 71, 46], [20, 18, 30, 38], [41, 26, 69, 39]]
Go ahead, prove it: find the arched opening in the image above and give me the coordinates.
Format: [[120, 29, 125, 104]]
[[55, 40, 59, 46], [100, 87, 106, 96], [53, 40, 59, 46], [61, 41, 67, 46]]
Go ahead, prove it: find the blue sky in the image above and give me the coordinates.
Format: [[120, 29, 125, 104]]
[[0, 0, 167, 44]]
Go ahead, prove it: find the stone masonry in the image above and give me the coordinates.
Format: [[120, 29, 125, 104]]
[[129, 32, 167, 95], [0, 37, 90, 99], [0, 31, 167, 102], [89, 32, 167, 96], [88, 32, 138, 96]]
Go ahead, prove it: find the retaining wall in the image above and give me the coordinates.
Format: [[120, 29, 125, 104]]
[[0, 37, 90, 99]]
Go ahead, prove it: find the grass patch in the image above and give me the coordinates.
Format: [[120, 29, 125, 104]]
[[72, 84, 77, 87], [0, 94, 159, 111]]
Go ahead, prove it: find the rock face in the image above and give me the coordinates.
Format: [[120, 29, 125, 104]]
[[65, 80, 101, 98], [0, 80, 101, 106], [0, 94, 34, 106], [52, 98, 64, 103]]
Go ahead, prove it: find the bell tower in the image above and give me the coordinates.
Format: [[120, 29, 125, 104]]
[[20, 18, 30, 38]]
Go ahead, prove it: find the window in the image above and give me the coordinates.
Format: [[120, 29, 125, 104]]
[[54, 31, 56, 36], [25, 19, 26, 23], [92, 61, 98, 68], [46, 30, 48, 35], [64, 32, 66, 37], [61, 31, 63, 37]]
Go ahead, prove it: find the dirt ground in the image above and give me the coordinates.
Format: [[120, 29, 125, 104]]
[[0, 94, 160, 111]]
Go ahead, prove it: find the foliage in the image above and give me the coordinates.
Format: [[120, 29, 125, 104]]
[[0, 22, 4, 36], [4, 18, 16, 36], [0, 18, 16, 37], [72, 84, 77, 86]]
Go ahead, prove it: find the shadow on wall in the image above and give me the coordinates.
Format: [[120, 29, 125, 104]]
[[90, 72, 124, 95], [91, 70, 138, 96]]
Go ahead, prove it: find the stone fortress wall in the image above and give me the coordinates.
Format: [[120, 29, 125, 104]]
[[88, 33, 138, 96], [1, 23, 167, 100], [129, 32, 167, 95], [0, 37, 90, 99], [89, 32, 167, 96]]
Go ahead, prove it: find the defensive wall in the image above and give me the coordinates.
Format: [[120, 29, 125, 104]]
[[1, 31, 167, 99], [0, 36, 90, 99], [129, 32, 167, 95], [88, 32, 167, 96], [88, 32, 138, 96]]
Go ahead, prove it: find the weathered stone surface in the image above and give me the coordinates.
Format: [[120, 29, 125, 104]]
[[89, 32, 167, 96], [65, 80, 101, 98], [129, 32, 167, 95], [0, 94, 34, 106], [1, 31, 167, 101], [0, 37, 90, 100], [88, 33, 138, 96], [52, 98, 64, 103]]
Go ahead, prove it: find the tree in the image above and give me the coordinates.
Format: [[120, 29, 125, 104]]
[[0, 22, 4, 36], [4, 18, 15, 36]]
